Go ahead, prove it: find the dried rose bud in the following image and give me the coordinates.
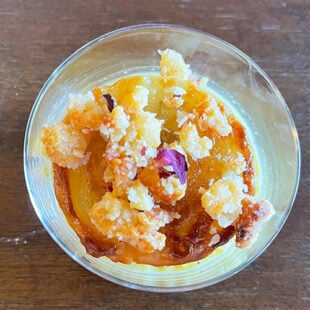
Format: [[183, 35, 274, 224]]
[[156, 148, 188, 184]]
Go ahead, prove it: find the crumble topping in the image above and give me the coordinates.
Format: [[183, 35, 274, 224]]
[[179, 122, 213, 160], [91, 192, 179, 253], [41, 48, 274, 259], [159, 48, 191, 80], [40, 123, 90, 169], [235, 198, 275, 248], [197, 98, 232, 137], [99, 105, 130, 143], [128, 180, 154, 211], [200, 175, 247, 228], [176, 110, 195, 128]]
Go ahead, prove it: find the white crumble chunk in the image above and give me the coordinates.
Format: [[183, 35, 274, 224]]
[[90, 192, 178, 253], [122, 112, 163, 167], [223, 152, 246, 175], [179, 123, 213, 160], [99, 105, 130, 143], [40, 123, 90, 169], [163, 86, 186, 108], [159, 49, 191, 80], [198, 98, 232, 137], [132, 85, 149, 111], [128, 180, 154, 211], [64, 93, 108, 131], [176, 110, 195, 128], [200, 175, 247, 228], [160, 175, 186, 200], [235, 198, 275, 248]]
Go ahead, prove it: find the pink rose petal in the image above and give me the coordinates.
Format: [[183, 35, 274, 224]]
[[156, 148, 188, 184]]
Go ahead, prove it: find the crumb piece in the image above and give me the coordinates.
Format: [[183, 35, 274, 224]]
[[63, 94, 108, 131], [126, 85, 149, 115], [223, 152, 246, 175], [235, 198, 275, 248], [159, 49, 191, 80], [99, 106, 130, 143], [200, 175, 247, 228], [163, 141, 187, 157], [176, 110, 195, 128], [128, 180, 154, 211], [40, 123, 90, 169], [103, 141, 122, 161], [133, 112, 163, 149], [179, 123, 213, 160], [109, 106, 130, 142], [197, 98, 232, 137], [90, 192, 178, 253], [122, 112, 163, 167], [208, 234, 220, 247], [119, 85, 149, 116], [160, 175, 186, 199], [103, 157, 137, 198], [163, 86, 186, 108]]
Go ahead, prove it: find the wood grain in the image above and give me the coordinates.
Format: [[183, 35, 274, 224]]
[[0, 0, 309, 309]]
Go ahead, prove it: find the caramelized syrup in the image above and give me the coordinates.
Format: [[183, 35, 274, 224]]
[[53, 118, 254, 266]]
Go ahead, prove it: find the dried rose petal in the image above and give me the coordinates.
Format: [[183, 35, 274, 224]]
[[103, 184, 113, 192], [102, 94, 115, 112], [141, 146, 146, 156], [156, 148, 188, 184], [158, 168, 175, 179]]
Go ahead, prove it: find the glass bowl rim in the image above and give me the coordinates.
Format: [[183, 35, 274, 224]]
[[23, 23, 301, 292]]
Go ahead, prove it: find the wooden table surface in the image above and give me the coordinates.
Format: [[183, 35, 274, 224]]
[[0, 0, 309, 309]]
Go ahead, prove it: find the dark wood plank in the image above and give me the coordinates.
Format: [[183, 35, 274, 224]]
[[0, 0, 309, 309]]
